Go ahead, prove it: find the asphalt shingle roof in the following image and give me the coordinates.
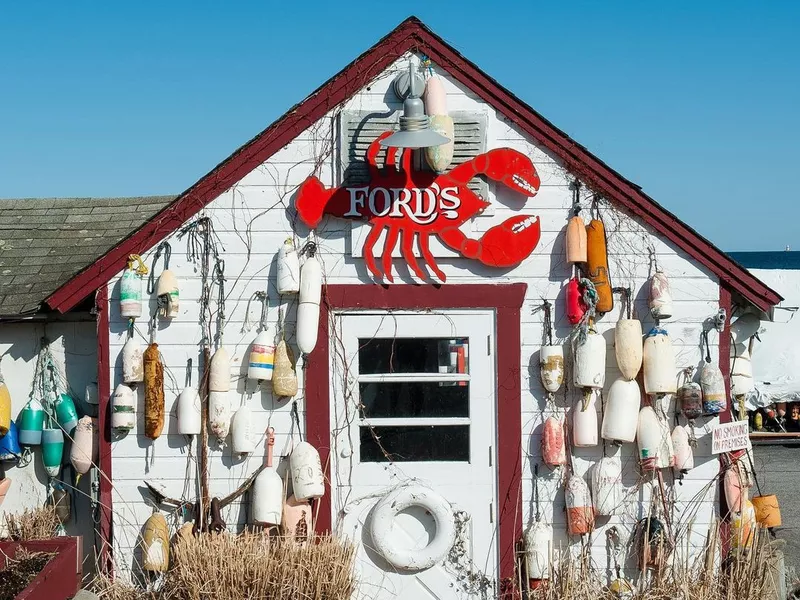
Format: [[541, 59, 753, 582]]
[[0, 196, 177, 316]]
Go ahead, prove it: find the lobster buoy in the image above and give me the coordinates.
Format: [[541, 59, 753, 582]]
[[231, 405, 255, 454], [49, 484, 71, 524], [70, 416, 96, 479], [54, 393, 79, 434], [566, 474, 594, 535], [524, 521, 552, 580], [210, 347, 231, 392], [700, 361, 727, 415], [0, 421, 20, 461], [122, 337, 144, 384], [111, 383, 135, 434], [277, 239, 301, 294], [574, 331, 606, 389], [247, 330, 275, 382], [272, 340, 298, 398], [18, 399, 45, 446], [731, 500, 756, 549], [586, 219, 613, 313], [643, 327, 677, 395], [731, 346, 755, 397], [208, 391, 231, 443], [752, 494, 781, 528], [730, 313, 760, 344], [156, 269, 179, 319], [671, 425, 693, 474], [724, 465, 746, 514], [176, 387, 201, 436], [601, 378, 641, 443], [142, 512, 170, 572], [539, 345, 564, 394], [0, 369, 10, 437], [252, 428, 283, 526], [566, 278, 586, 325], [573, 391, 598, 447], [297, 253, 322, 354], [637, 406, 665, 470], [423, 75, 455, 173], [678, 377, 703, 421], [541, 417, 567, 468], [648, 271, 672, 320], [144, 343, 164, 440], [592, 454, 622, 516], [120, 257, 144, 319], [614, 319, 642, 381], [566, 215, 587, 263], [777, 402, 787, 418], [290, 441, 324, 500], [41, 428, 64, 478], [85, 382, 99, 406], [282, 495, 312, 543]]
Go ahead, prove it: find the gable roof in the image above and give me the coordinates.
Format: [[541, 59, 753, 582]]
[[0, 196, 176, 316], [46, 17, 781, 313]]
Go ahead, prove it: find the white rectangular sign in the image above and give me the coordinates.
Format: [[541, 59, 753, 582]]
[[711, 420, 752, 454]]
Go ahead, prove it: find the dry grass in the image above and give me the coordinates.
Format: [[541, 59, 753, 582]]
[[3, 506, 60, 541], [93, 532, 355, 600], [0, 549, 55, 600]]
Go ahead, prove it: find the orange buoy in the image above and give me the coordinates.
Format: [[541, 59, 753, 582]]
[[566, 216, 587, 263], [144, 343, 164, 440], [752, 494, 781, 528], [541, 417, 566, 468], [586, 219, 613, 313], [565, 474, 594, 535], [566, 278, 586, 325]]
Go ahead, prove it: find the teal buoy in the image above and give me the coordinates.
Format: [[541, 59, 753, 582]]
[[54, 393, 79, 433], [18, 400, 45, 446], [41, 428, 64, 477]]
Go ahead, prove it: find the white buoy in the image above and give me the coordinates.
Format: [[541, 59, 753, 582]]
[[85, 382, 99, 406], [701, 361, 727, 415], [290, 441, 324, 500], [643, 327, 677, 394], [601, 378, 641, 443], [177, 387, 201, 436], [539, 345, 564, 394], [731, 346, 755, 396], [565, 474, 594, 535], [730, 313, 760, 344], [541, 417, 567, 468], [247, 329, 275, 382], [70, 416, 97, 479], [573, 331, 606, 389], [231, 405, 255, 454], [208, 391, 231, 443], [297, 253, 322, 354], [423, 75, 455, 173], [209, 347, 231, 392], [122, 337, 143, 384], [573, 390, 598, 447], [649, 271, 672, 320], [614, 319, 643, 381], [671, 425, 693, 475], [277, 239, 301, 295], [252, 427, 283, 526], [524, 521, 553, 581], [111, 384, 135, 433], [637, 406, 665, 470], [120, 261, 143, 319], [592, 453, 623, 516], [156, 270, 179, 318]]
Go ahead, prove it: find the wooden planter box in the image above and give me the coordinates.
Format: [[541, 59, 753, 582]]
[[0, 537, 82, 600]]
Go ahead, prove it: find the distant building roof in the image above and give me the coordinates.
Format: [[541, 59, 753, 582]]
[[0, 196, 177, 316], [728, 251, 800, 270]]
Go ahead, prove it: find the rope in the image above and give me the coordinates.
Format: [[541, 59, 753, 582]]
[[570, 180, 581, 216], [533, 464, 541, 521], [613, 286, 632, 320], [126, 254, 148, 276], [146, 242, 172, 295], [542, 301, 553, 347], [703, 330, 712, 363], [572, 278, 598, 347]]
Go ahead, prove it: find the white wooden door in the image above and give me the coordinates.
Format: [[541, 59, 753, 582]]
[[330, 311, 498, 600]]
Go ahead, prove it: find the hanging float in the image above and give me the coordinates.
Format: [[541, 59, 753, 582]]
[[209, 391, 231, 443], [251, 428, 283, 526], [601, 378, 641, 443], [586, 219, 613, 313], [297, 248, 322, 354], [120, 254, 147, 319], [731, 500, 757, 550], [648, 271, 672, 320], [573, 329, 606, 389], [272, 339, 298, 398], [678, 369, 703, 421], [111, 383, 135, 434], [700, 360, 727, 415], [156, 270, 179, 319], [566, 278, 586, 325], [525, 520, 552, 581], [539, 345, 564, 394], [282, 495, 313, 543], [565, 474, 594, 535], [54, 393, 79, 434], [177, 361, 201, 436], [614, 318, 642, 381], [144, 343, 164, 440], [730, 345, 755, 397], [573, 391, 598, 447], [122, 337, 144, 384], [541, 417, 567, 468], [0, 368, 10, 436], [730, 313, 760, 344], [231, 405, 255, 455], [40, 428, 64, 478], [142, 512, 170, 572], [724, 462, 747, 514], [643, 327, 677, 395], [247, 329, 275, 382], [637, 406, 670, 470], [290, 441, 324, 500], [752, 493, 781, 528], [49, 484, 70, 524], [671, 425, 693, 475], [566, 215, 587, 263], [210, 347, 231, 392], [18, 399, 45, 446], [423, 75, 455, 173], [0, 421, 20, 461], [592, 453, 622, 516], [277, 238, 301, 295], [70, 416, 96, 482]]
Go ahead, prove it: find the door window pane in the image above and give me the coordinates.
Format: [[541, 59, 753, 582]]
[[359, 425, 469, 462], [358, 338, 469, 375], [359, 382, 469, 419]]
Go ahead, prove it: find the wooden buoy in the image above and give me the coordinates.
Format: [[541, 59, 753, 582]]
[[565, 474, 594, 535], [144, 343, 164, 440], [574, 330, 606, 389], [586, 219, 613, 313], [524, 521, 552, 581], [272, 340, 298, 398], [566, 216, 587, 263], [648, 271, 672, 320], [208, 391, 231, 443], [142, 512, 170, 572], [614, 319, 642, 381], [643, 327, 677, 394], [541, 417, 567, 468], [678, 375, 703, 421], [539, 345, 564, 394], [122, 337, 144, 384], [289, 442, 324, 500], [601, 378, 641, 443], [209, 347, 231, 392]]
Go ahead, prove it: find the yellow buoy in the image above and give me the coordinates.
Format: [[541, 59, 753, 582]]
[[142, 512, 170, 572], [144, 343, 164, 440], [0, 366, 10, 436], [272, 340, 298, 398]]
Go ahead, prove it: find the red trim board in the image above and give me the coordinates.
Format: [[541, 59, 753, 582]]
[[95, 285, 114, 574], [46, 16, 780, 314], [305, 283, 526, 592]]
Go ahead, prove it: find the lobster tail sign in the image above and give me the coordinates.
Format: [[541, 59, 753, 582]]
[[295, 131, 542, 282]]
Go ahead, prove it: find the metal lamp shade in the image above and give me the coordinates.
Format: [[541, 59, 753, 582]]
[[380, 75, 451, 149]]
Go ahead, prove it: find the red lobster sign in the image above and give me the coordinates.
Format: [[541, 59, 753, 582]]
[[295, 131, 541, 282]]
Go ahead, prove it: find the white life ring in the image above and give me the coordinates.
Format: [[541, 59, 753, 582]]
[[370, 486, 456, 571]]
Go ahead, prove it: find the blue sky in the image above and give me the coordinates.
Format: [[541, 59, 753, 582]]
[[0, 2, 797, 250]]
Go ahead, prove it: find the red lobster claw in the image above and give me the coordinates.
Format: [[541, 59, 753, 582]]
[[440, 214, 541, 268], [295, 176, 334, 229]]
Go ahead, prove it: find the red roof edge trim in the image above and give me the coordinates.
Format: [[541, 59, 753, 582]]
[[47, 16, 781, 313]]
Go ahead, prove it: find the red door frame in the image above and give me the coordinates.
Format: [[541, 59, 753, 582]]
[[305, 283, 526, 591]]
